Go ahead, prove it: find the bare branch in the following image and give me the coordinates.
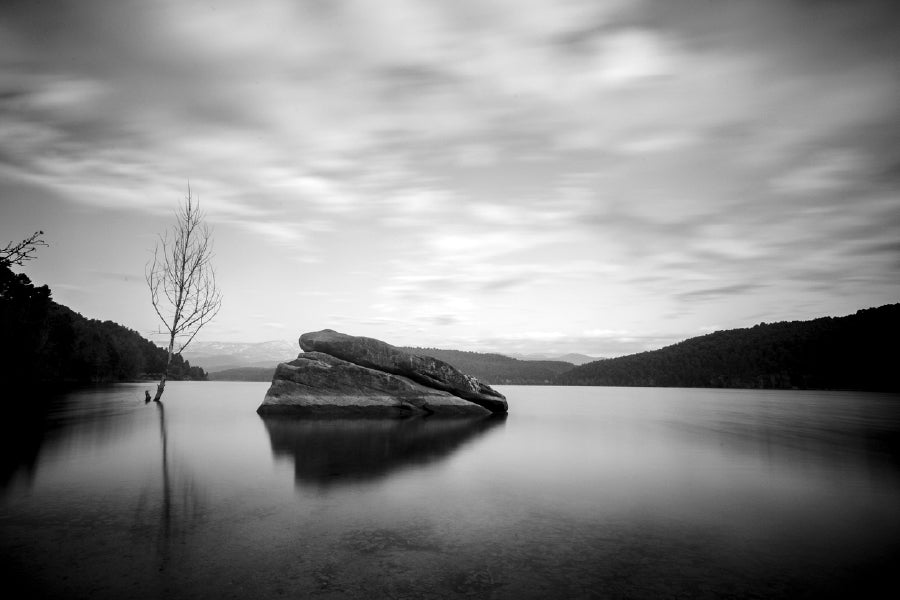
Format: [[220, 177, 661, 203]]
[[1, 231, 48, 267], [146, 188, 222, 399]]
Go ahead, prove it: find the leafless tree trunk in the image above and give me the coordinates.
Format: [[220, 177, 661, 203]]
[[146, 188, 222, 401]]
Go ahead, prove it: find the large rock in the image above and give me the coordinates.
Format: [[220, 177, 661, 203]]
[[257, 352, 491, 417], [299, 329, 508, 414]]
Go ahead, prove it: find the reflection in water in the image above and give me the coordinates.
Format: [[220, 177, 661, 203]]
[[1, 403, 50, 488], [141, 398, 208, 578], [261, 414, 506, 487], [4, 384, 899, 599], [155, 400, 172, 570], [659, 390, 900, 480], [2, 387, 142, 490]]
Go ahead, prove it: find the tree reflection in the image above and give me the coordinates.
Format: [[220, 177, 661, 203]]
[[156, 401, 172, 565], [261, 414, 506, 489], [154, 400, 172, 570], [149, 400, 204, 573]]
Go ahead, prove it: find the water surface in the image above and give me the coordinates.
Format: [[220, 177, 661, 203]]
[[3, 383, 899, 598]]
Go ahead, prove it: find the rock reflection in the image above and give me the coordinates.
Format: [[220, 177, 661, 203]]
[[261, 415, 506, 488]]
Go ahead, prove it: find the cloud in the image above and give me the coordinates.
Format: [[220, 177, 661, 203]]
[[234, 221, 307, 246], [593, 28, 674, 87], [676, 284, 765, 302], [453, 328, 686, 357], [265, 172, 359, 215], [771, 150, 869, 195], [456, 144, 498, 168], [618, 131, 699, 155], [88, 270, 144, 286], [2, 0, 899, 350], [377, 187, 457, 228]]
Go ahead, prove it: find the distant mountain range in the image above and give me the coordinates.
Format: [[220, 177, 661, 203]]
[[190, 339, 595, 371], [182, 340, 298, 372], [202, 304, 899, 392], [205, 346, 577, 384], [207, 366, 277, 382], [196, 339, 585, 383], [400, 348, 575, 384], [505, 352, 601, 365]]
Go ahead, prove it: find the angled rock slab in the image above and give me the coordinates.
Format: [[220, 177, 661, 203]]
[[257, 352, 490, 417], [299, 329, 508, 414]]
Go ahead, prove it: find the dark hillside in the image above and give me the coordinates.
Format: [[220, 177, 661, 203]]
[[209, 367, 276, 382], [403, 347, 575, 384], [1, 263, 206, 390], [209, 349, 575, 384], [556, 304, 899, 391]]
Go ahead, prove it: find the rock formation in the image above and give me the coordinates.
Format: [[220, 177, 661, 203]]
[[298, 329, 508, 413], [258, 330, 508, 416]]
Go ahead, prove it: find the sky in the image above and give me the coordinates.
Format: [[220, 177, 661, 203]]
[[1, 0, 899, 357]]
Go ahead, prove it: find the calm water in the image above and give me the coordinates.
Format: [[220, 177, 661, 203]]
[[3, 383, 899, 599]]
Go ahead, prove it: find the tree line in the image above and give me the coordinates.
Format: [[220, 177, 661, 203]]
[[1, 262, 206, 390], [1, 187, 221, 403], [402, 348, 575, 385], [207, 302, 900, 393], [556, 304, 899, 392], [208, 351, 576, 384]]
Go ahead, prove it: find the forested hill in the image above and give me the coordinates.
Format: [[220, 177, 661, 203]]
[[209, 350, 575, 384], [556, 304, 899, 392], [402, 347, 575, 384], [1, 263, 206, 389], [208, 366, 276, 382]]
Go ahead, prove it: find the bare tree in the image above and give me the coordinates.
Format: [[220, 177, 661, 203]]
[[1, 231, 48, 268], [146, 189, 222, 401]]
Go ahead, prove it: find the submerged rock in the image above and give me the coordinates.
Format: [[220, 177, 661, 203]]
[[298, 329, 508, 414], [258, 351, 491, 417]]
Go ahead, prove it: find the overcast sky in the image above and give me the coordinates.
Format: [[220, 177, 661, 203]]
[[1, 0, 898, 357]]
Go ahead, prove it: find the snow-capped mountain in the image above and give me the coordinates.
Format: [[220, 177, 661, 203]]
[[182, 340, 299, 372]]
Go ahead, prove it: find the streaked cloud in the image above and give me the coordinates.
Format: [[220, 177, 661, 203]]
[[1, 0, 898, 356], [676, 284, 766, 303], [771, 150, 869, 195]]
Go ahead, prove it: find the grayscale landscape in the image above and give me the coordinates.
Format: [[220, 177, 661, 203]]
[[2, 1, 899, 598]]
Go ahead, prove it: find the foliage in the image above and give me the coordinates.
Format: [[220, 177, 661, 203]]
[[208, 350, 575, 384], [208, 366, 276, 381], [555, 304, 900, 392], [0, 263, 206, 389], [0, 263, 53, 385], [403, 347, 575, 384]]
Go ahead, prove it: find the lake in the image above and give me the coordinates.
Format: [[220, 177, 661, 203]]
[[3, 383, 899, 599]]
